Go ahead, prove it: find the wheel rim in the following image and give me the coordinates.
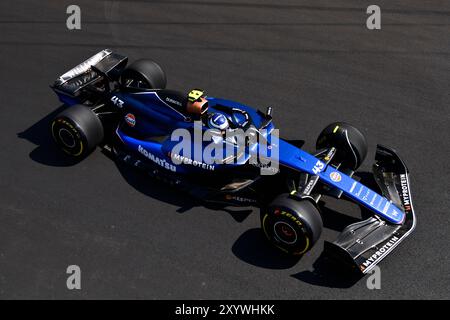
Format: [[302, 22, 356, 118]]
[[273, 221, 298, 245], [51, 119, 85, 157], [58, 128, 76, 148]]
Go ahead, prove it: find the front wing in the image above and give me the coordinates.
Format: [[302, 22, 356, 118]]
[[324, 145, 416, 274]]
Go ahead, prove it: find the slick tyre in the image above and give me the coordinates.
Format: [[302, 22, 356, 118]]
[[261, 194, 323, 255], [316, 122, 368, 171], [51, 104, 104, 158], [121, 59, 167, 89]]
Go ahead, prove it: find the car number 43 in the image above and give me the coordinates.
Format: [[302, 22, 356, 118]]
[[111, 96, 124, 108], [312, 160, 325, 174]]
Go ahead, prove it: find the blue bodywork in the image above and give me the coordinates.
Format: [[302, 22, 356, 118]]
[[276, 139, 404, 224], [56, 90, 405, 225]]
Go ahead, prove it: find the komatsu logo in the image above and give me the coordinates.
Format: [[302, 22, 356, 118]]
[[361, 236, 400, 268], [400, 174, 411, 211], [138, 145, 176, 172]]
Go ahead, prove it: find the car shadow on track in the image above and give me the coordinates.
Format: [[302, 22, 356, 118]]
[[109, 161, 378, 287], [287, 205, 365, 288], [290, 253, 362, 288], [231, 205, 365, 287], [232, 173, 379, 287], [110, 154, 255, 222], [232, 228, 302, 269], [17, 104, 83, 167]]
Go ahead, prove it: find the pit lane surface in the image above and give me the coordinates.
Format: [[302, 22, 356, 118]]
[[0, 0, 449, 299]]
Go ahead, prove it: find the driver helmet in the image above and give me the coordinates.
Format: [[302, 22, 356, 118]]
[[208, 113, 229, 130], [186, 89, 208, 115]]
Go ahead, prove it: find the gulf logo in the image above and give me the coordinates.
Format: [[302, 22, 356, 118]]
[[125, 113, 136, 127], [329, 172, 342, 182]]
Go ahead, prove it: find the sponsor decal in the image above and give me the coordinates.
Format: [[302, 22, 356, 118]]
[[125, 113, 136, 127], [362, 189, 370, 201], [376, 196, 383, 209], [225, 194, 257, 203], [329, 171, 342, 182], [356, 185, 364, 197], [399, 174, 411, 211], [361, 236, 400, 268], [324, 147, 336, 162], [54, 119, 81, 139], [138, 145, 176, 172], [274, 210, 303, 227], [169, 153, 215, 171], [165, 97, 182, 107], [303, 179, 316, 195]]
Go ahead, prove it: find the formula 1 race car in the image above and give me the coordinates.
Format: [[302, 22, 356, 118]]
[[49, 49, 416, 274]]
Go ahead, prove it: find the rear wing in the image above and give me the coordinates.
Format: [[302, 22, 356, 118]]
[[51, 49, 128, 103]]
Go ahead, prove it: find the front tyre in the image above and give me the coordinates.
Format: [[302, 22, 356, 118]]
[[261, 194, 323, 255], [316, 122, 368, 171], [51, 104, 104, 158]]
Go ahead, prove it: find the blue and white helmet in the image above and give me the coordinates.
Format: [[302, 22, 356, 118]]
[[208, 113, 229, 130]]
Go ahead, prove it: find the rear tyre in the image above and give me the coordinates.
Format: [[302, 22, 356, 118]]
[[261, 194, 323, 255], [51, 104, 104, 158], [316, 122, 368, 171], [121, 59, 167, 89]]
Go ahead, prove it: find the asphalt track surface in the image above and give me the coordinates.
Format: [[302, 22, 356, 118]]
[[0, 0, 449, 299]]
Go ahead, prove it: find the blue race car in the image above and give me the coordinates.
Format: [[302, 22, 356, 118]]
[[50, 49, 416, 274]]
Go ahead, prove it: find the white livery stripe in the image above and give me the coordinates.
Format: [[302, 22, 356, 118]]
[[382, 201, 390, 214], [349, 181, 357, 193]]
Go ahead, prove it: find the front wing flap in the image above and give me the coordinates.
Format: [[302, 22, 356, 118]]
[[324, 145, 416, 274]]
